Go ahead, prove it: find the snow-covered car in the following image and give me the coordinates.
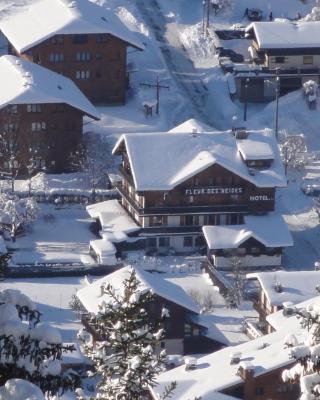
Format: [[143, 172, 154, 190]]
[[301, 183, 320, 196], [215, 47, 244, 63], [247, 8, 263, 21]]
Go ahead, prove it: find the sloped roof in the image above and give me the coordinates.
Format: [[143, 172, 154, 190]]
[[246, 21, 320, 50], [77, 265, 200, 315], [203, 214, 293, 250], [0, 55, 99, 119], [112, 129, 286, 191], [0, 0, 144, 53], [247, 270, 320, 307], [169, 118, 215, 133], [151, 328, 301, 400]]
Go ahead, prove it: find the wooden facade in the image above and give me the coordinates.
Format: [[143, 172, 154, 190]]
[[223, 363, 299, 400], [116, 143, 278, 254], [0, 103, 84, 174], [8, 33, 128, 104]]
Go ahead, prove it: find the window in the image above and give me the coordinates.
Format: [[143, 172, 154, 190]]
[[274, 56, 286, 64], [96, 34, 108, 43], [76, 51, 91, 61], [51, 35, 64, 44], [158, 237, 170, 248], [3, 123, 18, 132], [146, 237, 157, 248], [236, 248, 246, 255], [31, 122, 46, 132], [53, 104, 64, 113], [251, 247, 260, 255], [183, 236, 193, 247], [49, 53, 64, 63], [185, 215, 193, 226], [96, 53, 103, 60], [76, 70, 90, 80], [160, 341, 165, 349], [7, 104, 17, 114], [27, 104, 42, 113], [303, 55, 314, 65], [73, 34, 88, 44], [254, 387, 264, 396], [184, 323, 191, 336], [150, 216, 165, 226]]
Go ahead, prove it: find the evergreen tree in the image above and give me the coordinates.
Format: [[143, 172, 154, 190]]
[[77, 268, 176, 400], [0, 289, 80, 396]]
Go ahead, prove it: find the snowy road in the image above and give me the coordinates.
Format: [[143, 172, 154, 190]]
[[136, 0, 212, 125]]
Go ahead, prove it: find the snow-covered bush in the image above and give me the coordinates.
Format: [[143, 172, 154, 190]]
[[0, 193, 39, 239], [282, 303, 320, 398], [0, 378, 45, 400], [77, 268, 176, 400], [304, 7, 320, 21], [280, 134, 308, 174], [0, 289, 80, 396]]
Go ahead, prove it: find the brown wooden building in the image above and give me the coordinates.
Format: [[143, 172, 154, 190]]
[[0, 55, 99, 174], [77, 266, 226, 355], [111, 126, 288, 258], [0, 0, 144, 104]]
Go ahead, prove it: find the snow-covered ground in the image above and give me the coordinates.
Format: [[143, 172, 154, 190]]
[[8, 204, 96, 265]]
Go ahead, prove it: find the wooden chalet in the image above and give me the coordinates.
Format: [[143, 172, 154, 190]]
[[247, 270, 320, 334], [77, 266, 226, 355], [234, 21, 320, 102], [0, 55, 99, 174], [0, 0, 144, 104], [106, 122, 291, 267]]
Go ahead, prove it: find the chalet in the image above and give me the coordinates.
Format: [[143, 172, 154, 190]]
[[234, 21, 320, 102], [76, 265, 226, 355], [150, 326, 303, 400], [0, 54, 99, 174], [247, 270, 320, 334], [203, 214, 293, 270], [90, 121, 290, 266], [0, 0, 144, 104]]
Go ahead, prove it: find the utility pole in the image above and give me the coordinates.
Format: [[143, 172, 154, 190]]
[[243, 78, 249, 122], [275, 74, 280, 140], [140, 76, 169, 115]]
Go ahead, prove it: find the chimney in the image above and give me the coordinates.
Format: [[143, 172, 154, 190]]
[[191, 128, 198, 138], [237, 361, 255, 381]]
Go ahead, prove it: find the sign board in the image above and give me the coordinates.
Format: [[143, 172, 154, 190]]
[[185, 187, 243, 196]]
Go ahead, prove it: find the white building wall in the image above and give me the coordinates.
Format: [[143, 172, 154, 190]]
[[213, 254, 282, 270]]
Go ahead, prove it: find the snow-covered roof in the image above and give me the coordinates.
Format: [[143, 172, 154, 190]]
[[237, 139, 274, 161], [77, 265, 200, 315], [169, 118, 215, 133], [113, 129, 286, 191], [151, 328, 301, 400], [89, 238, 117, 265], [0, 0, 144, 53], [86, 199, 139, 237], [247, 270, 320, 307], [203, 214, 293, 250], [0, 55, 99, 119], [246, 21, 320, 50]]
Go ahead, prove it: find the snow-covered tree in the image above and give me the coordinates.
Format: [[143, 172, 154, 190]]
[[0, 193, 40, 240], [70, 133, 115, 203], [0, 378, 45, 400], [77, 268, 176, 400], [281, 303, 320, 399], [0, 289, 80, 396], [226, 256, 244, 308], [280, 134, 308, 174]]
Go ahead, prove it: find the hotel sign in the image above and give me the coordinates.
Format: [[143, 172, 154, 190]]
[[185, 187, 244, 196]]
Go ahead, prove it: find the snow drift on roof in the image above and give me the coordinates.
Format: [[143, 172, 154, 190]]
[[247, 270, 320, 307], [203, 214, 293, 250], [0, 0, 144, 53], [169, 118, 215, 133], [246, 21, 320, 50], [77, 265, 200, 315], [113, 129, 286, 191], [237, 139, 274, 161], [0, 55, 99, 119]]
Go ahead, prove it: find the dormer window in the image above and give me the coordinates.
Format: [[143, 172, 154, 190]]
[[246, 159, 272, 168]]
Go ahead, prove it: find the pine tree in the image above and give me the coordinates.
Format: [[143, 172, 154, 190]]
[[0, 289, 80, 396], [78, 268, 176, 400]]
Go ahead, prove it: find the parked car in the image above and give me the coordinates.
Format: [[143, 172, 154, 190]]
[[247, 8, 262, 21], [215, 47, 244, 63], [214, 29, 246, 40], [301, 183, 320, 196]]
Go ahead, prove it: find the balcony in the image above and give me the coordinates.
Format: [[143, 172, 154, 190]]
[[119, 165, 134, 186]]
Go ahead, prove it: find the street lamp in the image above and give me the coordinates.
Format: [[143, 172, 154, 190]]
[[202, 1, 206, 34], [232, 115, 238, 132], [243, 78, 249, 121]]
